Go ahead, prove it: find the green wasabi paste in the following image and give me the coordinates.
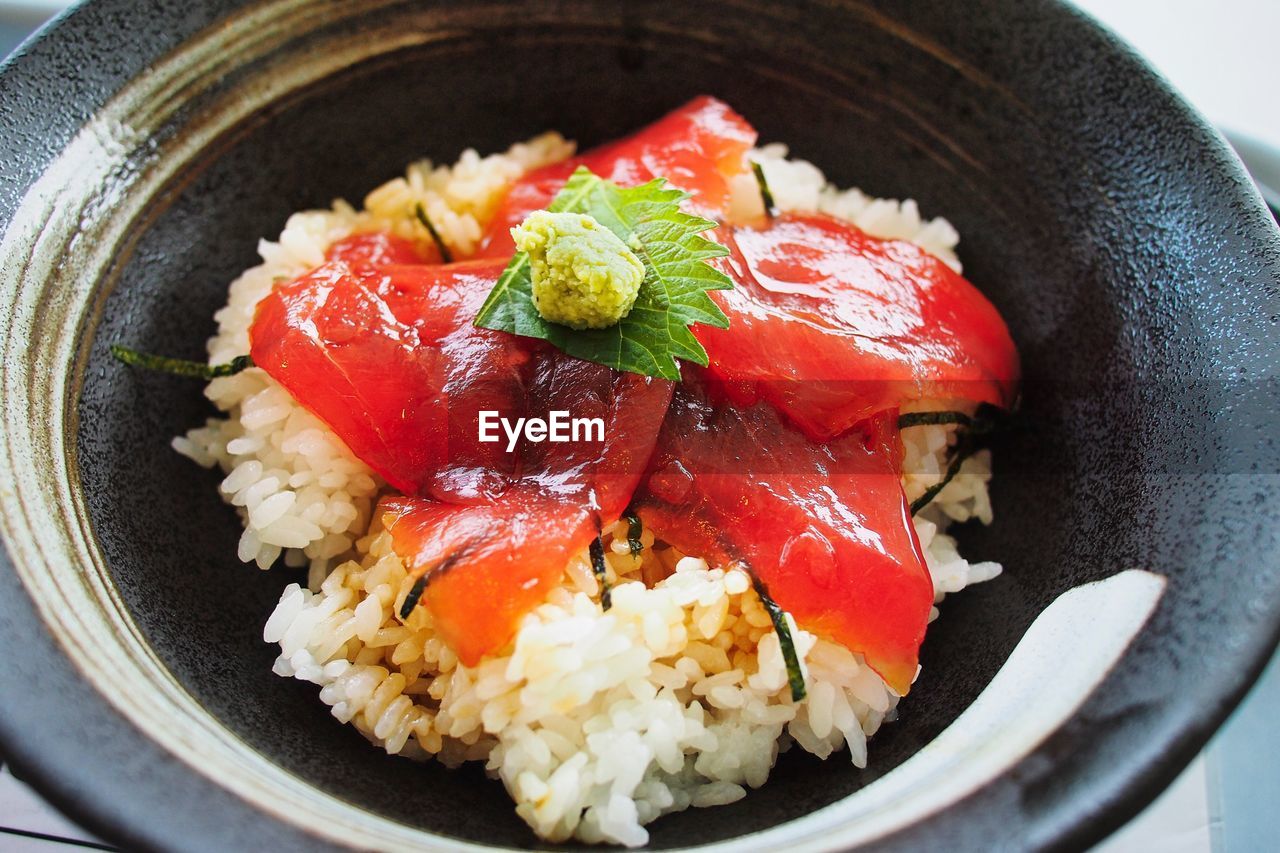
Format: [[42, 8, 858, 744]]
[[511, 211, 645, 330]]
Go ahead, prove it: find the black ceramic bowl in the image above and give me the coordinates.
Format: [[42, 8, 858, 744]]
[[1, 1, 1277, 850]]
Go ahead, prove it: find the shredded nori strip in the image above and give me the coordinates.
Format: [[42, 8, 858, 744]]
[[399, 575, 428, 619], [415, 202, 454, 263], [111, 345, 253, 379], [589, 536, 612, 611], [751, 160, 777, 218], [903, 405, 1009, 515], [397, 546, 475, 618], [897, 410, 972, 429], [909, 446, 975, 515], [624, 512, 644, 558], [751, 575, 806, 702]]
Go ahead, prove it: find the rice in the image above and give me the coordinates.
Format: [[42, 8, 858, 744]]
[[177, 130, 1003, 846], [267, 524, 888, 846], [730, 143, 963, 272]]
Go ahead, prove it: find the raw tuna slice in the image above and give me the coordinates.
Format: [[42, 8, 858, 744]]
[[250, 257, 528, 501], [475, 96, 756, 258], [382, 360, 672, 666], [702, 212, 1020, 440], [632, 374, 933, 695], [325, 231, 440, 267], [251, 249, 673, 664]]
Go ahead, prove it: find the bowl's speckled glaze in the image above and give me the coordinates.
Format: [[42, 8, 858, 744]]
[[0, 1, 1277, 851]]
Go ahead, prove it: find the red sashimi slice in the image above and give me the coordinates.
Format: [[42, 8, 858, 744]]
[[632, 375, 933, 696], [250, 258, 530, 501], [382, 359, 673, 667], [250, 249, 675, 664], [325, 231, 440, 266], [474, 96, 757, 258], [701, 213, 1020, 441]]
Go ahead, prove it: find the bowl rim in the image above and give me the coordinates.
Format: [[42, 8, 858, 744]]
[[1, 0, 1278, 850]]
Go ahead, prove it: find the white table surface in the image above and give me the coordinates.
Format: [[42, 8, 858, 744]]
[[1072, 0, 1279, 149]]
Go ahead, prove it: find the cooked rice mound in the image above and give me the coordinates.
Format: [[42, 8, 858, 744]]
[[177, 131, 1002, 847]]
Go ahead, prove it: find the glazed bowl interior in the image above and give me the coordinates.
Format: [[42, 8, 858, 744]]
[[2, 1, 1278, 851]]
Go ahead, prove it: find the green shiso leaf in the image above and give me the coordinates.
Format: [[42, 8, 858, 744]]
[[473, 167, 733, 380]]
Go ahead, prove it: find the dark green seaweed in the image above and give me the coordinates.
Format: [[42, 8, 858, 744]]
[[751, 575, 806, 702], [904, 405, 1008, 515], [909, 446, 977, 515], [624, 512, 644, 558], [397, 547, 475, 618], [111, 345, 253, 379], [399, 576, 428, 619], [897, 410, 972, 429], [415, 202, 454, 263], [751, 160, 777, 218], [589, 536, 612, 611]]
